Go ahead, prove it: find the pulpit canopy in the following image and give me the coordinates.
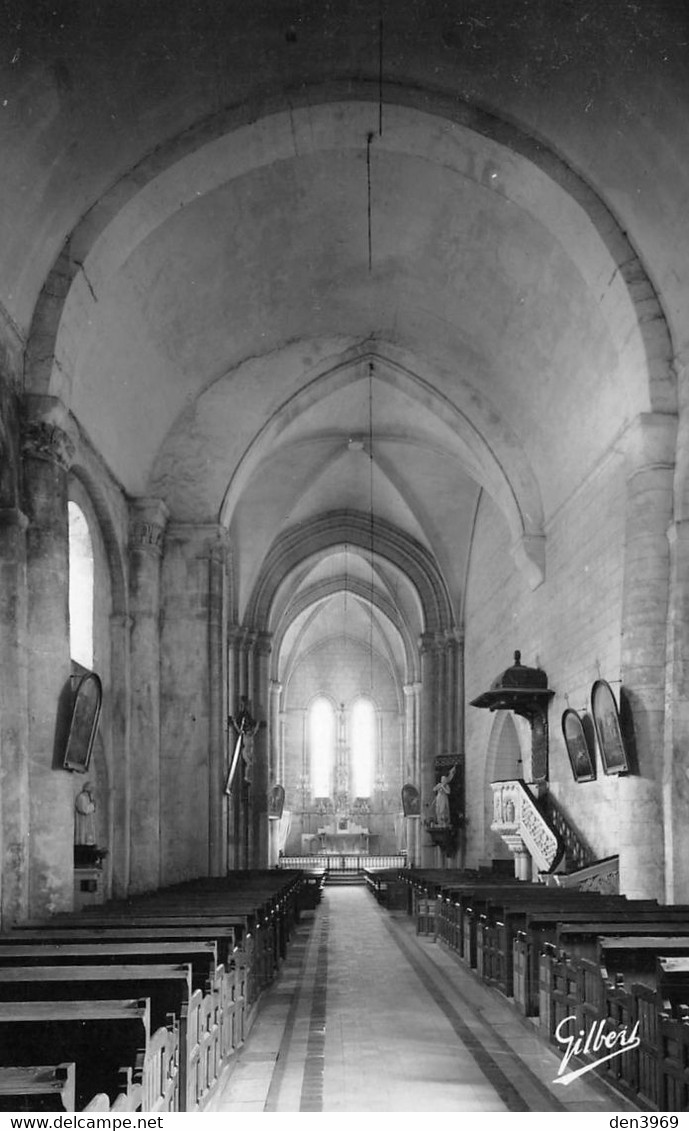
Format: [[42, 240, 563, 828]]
[[470, 650, 554, 724]]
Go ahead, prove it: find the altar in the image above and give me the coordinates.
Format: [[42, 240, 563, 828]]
[[316, 819, 369, 854]]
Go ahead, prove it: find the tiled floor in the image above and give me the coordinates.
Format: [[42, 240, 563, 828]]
[[210, 886, 641, 1113]]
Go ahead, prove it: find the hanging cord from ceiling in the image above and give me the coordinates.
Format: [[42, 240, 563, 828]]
[[368, 361, 375, 692], [366, 7, 384, 274]]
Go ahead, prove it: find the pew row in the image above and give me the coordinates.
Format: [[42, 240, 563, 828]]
[[0, 1064, 75, 1112], [393, 867, 689, 1111], [0, 999, 176, 1111], [0, 869, 306, 1110]]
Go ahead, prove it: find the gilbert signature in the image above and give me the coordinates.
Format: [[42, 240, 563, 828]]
[[553, 1015, 641, 1085]]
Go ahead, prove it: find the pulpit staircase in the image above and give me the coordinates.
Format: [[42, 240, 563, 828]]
[[490, 779, 618, 892]]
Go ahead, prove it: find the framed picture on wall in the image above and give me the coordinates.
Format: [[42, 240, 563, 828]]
[[562, 708, 596, 782], [591, 679, 629, 775], [63, 671, 103, 773]]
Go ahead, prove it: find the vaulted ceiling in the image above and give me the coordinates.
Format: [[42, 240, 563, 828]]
[[2, 0, 684, 691]]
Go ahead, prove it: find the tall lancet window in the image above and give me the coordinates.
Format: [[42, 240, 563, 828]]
[[309, 696, 335, 797], [351, 697, 376, 798], [68, 501, 94, 669]]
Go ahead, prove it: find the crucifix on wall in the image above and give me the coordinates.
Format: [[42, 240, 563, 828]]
[[225, 697, 261, 794]]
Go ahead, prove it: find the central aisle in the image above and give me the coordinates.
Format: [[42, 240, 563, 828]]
[[212, 886, 638, 1113]]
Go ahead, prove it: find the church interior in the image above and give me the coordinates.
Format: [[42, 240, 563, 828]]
[[2, 0, 689, 1114]]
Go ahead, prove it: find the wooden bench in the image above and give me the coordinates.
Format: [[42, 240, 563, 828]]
[[0, 941, 219, 988], [0, 998, 175, 1111], [0, 1064, 75, 1112]]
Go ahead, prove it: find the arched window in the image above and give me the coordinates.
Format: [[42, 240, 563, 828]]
[[351, 697, 376, 798], [68, 501, 94, 668], [309, 697, 335, 797]]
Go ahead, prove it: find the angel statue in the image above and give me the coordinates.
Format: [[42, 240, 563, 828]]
[[431, 764, 458, 827]]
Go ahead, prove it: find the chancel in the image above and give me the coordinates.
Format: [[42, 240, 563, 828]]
[[2, 0, 689, 1115]]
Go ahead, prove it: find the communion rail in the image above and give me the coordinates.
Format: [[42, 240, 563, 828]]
[[278, 853, 407, 874]]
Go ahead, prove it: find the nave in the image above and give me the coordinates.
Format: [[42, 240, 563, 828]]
[[211, 887, 636, 1114]]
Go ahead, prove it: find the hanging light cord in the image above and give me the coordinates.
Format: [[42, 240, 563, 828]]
[[368, 362, 375, 690]]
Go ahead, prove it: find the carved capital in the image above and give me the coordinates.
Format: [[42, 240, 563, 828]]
[[128, 498, 169, 557], [419, 631, 444, 656], [21, 421, 75, 470]]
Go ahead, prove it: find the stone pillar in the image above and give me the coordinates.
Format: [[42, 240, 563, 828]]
[[664, 519, 689, 902], [419, 633, 441, 867], [0, 503, 30, 925], [268, 681, 282, 782], [250, 632, 272, 869], [208, 532, 229, 878], [22, 399, 75, 916], [618, 414, 676, 899], [128, 498, 168, 893], [159, 523, 227, 884], [109, 612, 132, 898], [664, 361, 689, 902], [267, 681, 282, 867], [226, 626, 243, 871]]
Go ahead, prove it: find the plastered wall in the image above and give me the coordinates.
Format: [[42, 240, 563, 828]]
[[464, 445, 627, 867]]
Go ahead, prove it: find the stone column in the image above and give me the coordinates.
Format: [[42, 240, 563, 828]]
[[208, 532, 229, 878], [22, 399, 75, 916], [226, 625, 243, 872], [663, 361, 689, 902], [128, 498, 168, 893], [108, 612, 132, 898], [0, 503, 30, 925], [664, 519, 689, 902], [250, 632, 272, 868], [618, 413, 676, 899], [419, 633, 442, 866], [267, 681, 281, 867]]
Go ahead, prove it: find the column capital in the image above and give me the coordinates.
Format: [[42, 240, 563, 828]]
[[419, 631, 444, 655], [128, 497, 169, 556], [21, 395, 77, 470], [21, 421, 75, 470]]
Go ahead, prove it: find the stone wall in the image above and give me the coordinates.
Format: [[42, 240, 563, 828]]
[[464, 445, 627, 870]]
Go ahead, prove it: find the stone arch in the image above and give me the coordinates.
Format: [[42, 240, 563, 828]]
[[245, 509, 454, 637], [219, 342, 546, 586], [25, 87, 674, 421], [483, 712, 528, 863], [271, 574, 419, 683]]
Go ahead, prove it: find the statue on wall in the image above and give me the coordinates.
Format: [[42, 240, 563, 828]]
[[431, 763, 458, 826], [226, 697, 261, 790], [74, 782, 96, 846]]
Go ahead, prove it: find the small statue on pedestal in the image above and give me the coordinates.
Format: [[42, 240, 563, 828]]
[[74, 782, 96, 846]]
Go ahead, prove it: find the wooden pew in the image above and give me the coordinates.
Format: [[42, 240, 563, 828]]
[[0, 1064, 75, 1112], [0, 871, 303, 1108], [477, 895, 657, 1001], [4, 926, 241, 967], [0, 941, 219, 989], [0, 998, 175, 1111], [364, 869, 408, 910], [0, 961, 241, 1110]]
